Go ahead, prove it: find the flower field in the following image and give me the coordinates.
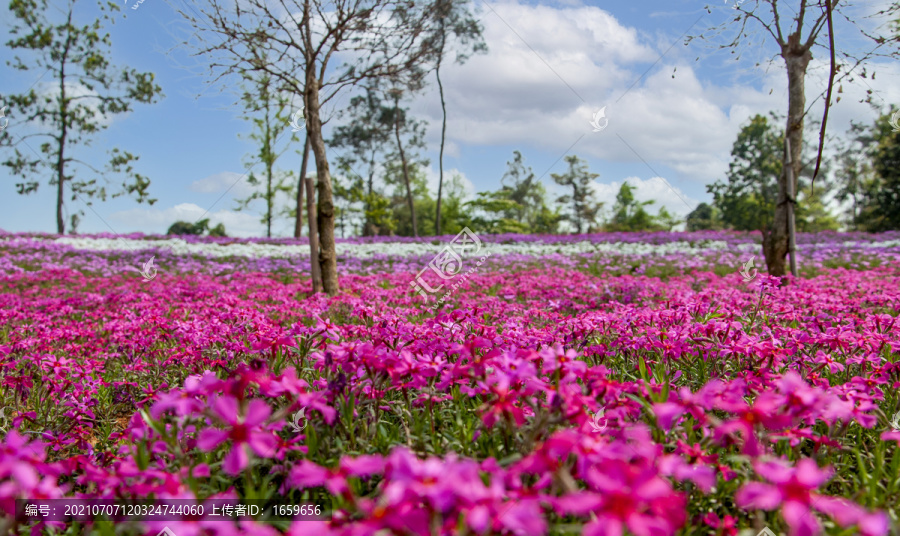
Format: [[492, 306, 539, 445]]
[[1, 230, 900, 536]]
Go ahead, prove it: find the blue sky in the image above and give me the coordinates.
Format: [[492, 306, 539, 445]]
[[1, 0, 898, 237]]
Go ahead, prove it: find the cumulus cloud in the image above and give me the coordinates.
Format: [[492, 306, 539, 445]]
[[403, 0, 900, 190], [33, 82, 116, 129], [422, 166, 476, 201], [591, 176, 699, 218]]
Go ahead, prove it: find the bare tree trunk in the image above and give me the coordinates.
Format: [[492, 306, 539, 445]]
[[306, 73, 338, 295], [393, 97, 418, 237], [364, 152, 376, 237], [785, 138, 798, 277], [294, 134, 310, 238], [56, 133, 66, 234], [56, 57, 68, 235], [435, 13, 447, 236], [764, 33, 810, 278], [305, 176, 321, 293], [264, 112, 273, 238]]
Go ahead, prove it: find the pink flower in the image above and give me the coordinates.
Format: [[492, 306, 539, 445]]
[[736, 458, 887, 536], [702, 512, 738, 536], [196, 397, 277, 475], [286, 455, 384, 497], [251, 331, 296, 360], [555, 459, 686, 536]]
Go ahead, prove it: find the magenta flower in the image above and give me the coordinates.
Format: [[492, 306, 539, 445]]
[[702, 512, 738, 536], [251, 331, 296, 360], [196, 396, 277, 475], [555, 458, 686, 536], [287, 455, 384, 497], [736, 458, 888, 536]]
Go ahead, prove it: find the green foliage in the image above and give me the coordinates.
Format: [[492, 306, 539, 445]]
[[465, 151, 559, 234], [859, 108, 900, 231], [604, 182, 674, 232], [685, 202, 723, 231], [708, 113, 839, 233], [654, 206, 682, 232], [329, 82, 442, 238], [166, 219, 227, 237], [833, 120, 880, 231], [331, 172, 366, 238], [328, 84, 395, 236], [708, 114, 782, 232], [426, 0, 487, 235], [384, 90, 430, 237], [233, 69, 296, 238], [1, 0, 163, 234], [208, 222, 227, 237], [550, 155, 602, 234], [434, 173, 474, 235], [795, 192, 840, 232], [387, 162, 431, 237]]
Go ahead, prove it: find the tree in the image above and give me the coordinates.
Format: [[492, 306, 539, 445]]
[[690, 0, 900, 276], [605, 182, 659, 232], [386, 160, 431, 236], [385, 88, 429, 237], [328, 84, 394, 236], [426, 0, 486, 235], [180, 0, 443, 295], [467, 150, 559, 234], [708, 114, 782, 232], [551, 155, 603, 234], [435, 172, 474, 235], [331, 169, 365, 238], [833, 119, 878, 230], [234, 70, 295, 238], [685, 202, 723, 231], [167, 219, 227, 237], [655, 206, 682, 232], [467, 193, 530, 234], [500, 150, 555, 230], [856, 108, 900, 231], [1, 0, 162, 234], [708, 113, 839, 233]]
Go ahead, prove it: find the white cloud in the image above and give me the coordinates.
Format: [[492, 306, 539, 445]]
[[189, 172, 256, 198], [591, 176, 699, 218], [403, 0, 900, 188], [403, 1, 734, 184], [21, 81, 119, 131], [423, 166, 476, 201]]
